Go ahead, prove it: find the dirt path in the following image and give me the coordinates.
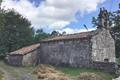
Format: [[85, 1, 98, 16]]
[[0, 68, 16, 80], [0, 61, 38, 80]]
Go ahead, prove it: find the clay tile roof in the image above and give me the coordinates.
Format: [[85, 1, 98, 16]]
[[42, 31, 94, 42], [10, 43, 40, 55]]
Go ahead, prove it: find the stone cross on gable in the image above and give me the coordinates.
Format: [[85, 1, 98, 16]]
[[98, 7, 109, 29]]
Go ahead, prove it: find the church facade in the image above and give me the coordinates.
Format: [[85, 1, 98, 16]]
[[39, 8, 117, 74], [39, 28, 117, 73]]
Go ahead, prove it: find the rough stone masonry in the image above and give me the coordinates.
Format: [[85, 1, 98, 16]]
[[39, 8, 118, 74]]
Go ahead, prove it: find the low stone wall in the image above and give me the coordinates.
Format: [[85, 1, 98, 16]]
[[91, 61, 118, 74], [6, 54, 23, 66], [22, 49, 39, 66], [6, 49, 39, 66]]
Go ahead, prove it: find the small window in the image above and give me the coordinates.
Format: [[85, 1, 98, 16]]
[[104, 58, 109, 62]]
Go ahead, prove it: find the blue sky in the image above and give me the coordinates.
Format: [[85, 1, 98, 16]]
[[66, 0, 120, 29], [1, 0, 120, 34]]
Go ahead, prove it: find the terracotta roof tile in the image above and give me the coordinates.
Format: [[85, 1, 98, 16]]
[[10, 44, 40, 55], [42, 31, 93, 42]]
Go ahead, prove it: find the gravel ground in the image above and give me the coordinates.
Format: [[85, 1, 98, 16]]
[[0, 61, 37, 80]]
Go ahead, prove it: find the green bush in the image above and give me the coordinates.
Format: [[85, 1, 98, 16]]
[[116, 58, 120, 65]]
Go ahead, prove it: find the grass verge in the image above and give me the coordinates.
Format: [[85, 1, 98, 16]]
[[0, 70, 4, 80], [57, 67, 115, 80]]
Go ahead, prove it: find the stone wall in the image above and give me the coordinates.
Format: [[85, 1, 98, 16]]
[[91, 29, 116, 62], [6, 54, 23, 66], [91, 61, 118, 74], [6, 49, 39, 66], [39, 38, 92, 67], [22, 49, 39, 66], [89, 29, 117, 74]]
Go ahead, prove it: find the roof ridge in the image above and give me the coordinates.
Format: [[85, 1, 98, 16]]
[[41, 31, 93, 42]]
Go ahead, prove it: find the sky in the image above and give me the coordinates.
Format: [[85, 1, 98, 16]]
[[1, 0, 120, 34]]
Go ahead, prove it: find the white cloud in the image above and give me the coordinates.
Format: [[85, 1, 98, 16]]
[[58, 28, 96, 34], [50, 21, 69, 29], [1, 0, 105, 30]]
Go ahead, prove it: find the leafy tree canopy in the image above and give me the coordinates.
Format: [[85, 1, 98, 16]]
[[33, 29, 50, 43], [0, 9, 34, 55]]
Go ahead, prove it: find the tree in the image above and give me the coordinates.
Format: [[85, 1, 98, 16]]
[[109, 8, 120, 57], [0, 1, 6, 56], [34, 29, 50, 42], [0, 0, 2, 5], [51, 30, 60, 37], [62, 31, 66, 35], [36, 29, 44, 34], [0, 9, 34, 54], [0, 0, 4, 29], [34, 30, 66, 43]]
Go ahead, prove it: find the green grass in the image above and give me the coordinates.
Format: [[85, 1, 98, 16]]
[[0, 70, 4, 80], [57, 67, 115, 80]]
